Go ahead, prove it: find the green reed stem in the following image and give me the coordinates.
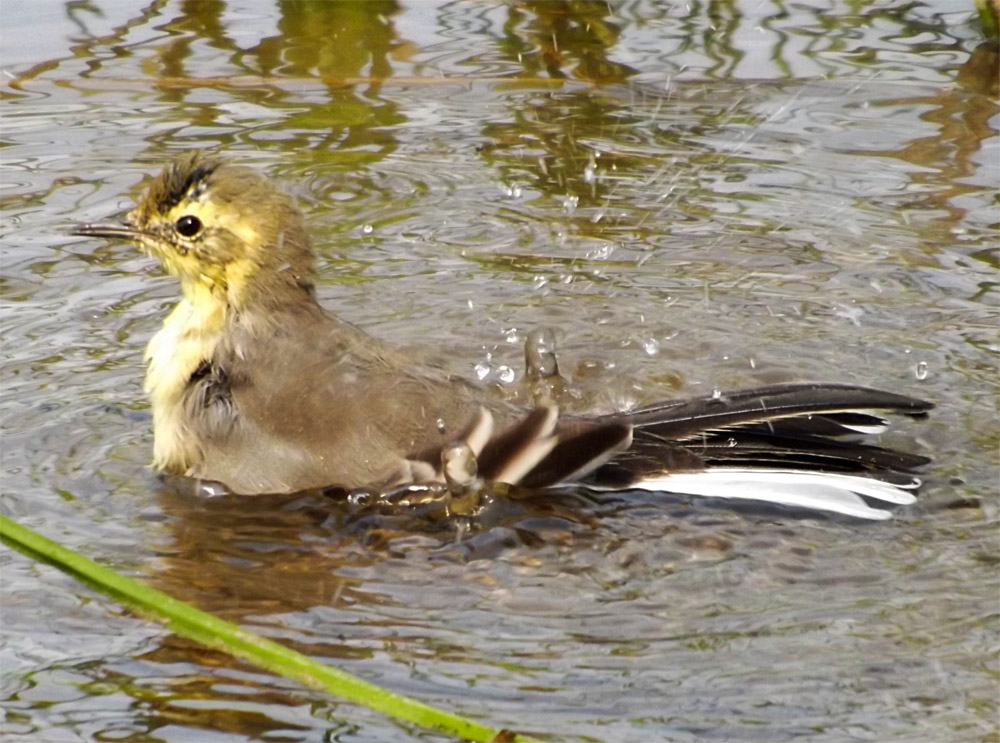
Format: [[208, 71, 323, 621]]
[[0, 514, 540, 743]]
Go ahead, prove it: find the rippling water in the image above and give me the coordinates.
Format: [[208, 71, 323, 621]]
[[2, 2, 997, 741]]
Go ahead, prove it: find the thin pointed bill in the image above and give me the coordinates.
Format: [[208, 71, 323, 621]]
[[71, 222, 143, 240]]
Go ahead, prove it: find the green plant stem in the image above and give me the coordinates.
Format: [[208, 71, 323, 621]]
[[0, 514, 539, 743], [975, 0, 1000, 38]]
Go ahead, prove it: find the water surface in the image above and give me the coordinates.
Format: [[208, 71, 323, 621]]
[[1, 2, 997, 741]]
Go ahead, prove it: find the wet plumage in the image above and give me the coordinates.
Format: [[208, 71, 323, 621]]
[[72, 153, 933, 519]]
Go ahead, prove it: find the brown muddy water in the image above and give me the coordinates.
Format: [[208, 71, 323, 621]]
[[1, 2, 997, 742]]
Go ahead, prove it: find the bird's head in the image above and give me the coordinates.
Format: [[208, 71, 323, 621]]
[[74, 152, 316, 309]]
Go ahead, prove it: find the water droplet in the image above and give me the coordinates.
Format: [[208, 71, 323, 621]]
[[586, 244, 614, 261], [726, 438, 738, 448], [711, 389, 723, 400], [442, 441, 477, 490], [473, 361, 491, 381], [583, 163, 595, 184], [525, 327, 559, 379], [347, 489, 375, 508], [641, 337, 660, 356], [532, 275, 549, 290], [362, 224, 373, 234], [197, 480, 229, 498], [436, 418, 447, 433], [496, 365, 515, 384], [563, 194, 579, 213], [914, 361, 928, 380], [504, 327, 520, 343], [505, 183, 523, 199]]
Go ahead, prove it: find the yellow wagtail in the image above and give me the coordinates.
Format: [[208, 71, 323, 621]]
[[72, 153, 932, 519]]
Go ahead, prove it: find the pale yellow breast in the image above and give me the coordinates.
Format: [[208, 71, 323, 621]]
[[143, 285, 227, 474]]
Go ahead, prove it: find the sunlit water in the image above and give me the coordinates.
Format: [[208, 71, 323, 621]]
[[1, 2, 997, 742]]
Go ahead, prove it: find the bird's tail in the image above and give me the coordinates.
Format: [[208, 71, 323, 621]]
[[488, 384, 931, 520], [403, 383, 931, 520], [585, 383, 932, 520]]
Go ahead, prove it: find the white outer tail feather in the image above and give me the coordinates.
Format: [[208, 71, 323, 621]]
[[621, 469, 921, 521], [831, 418, 890, 435]]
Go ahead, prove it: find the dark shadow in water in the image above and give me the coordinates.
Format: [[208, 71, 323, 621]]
[[148, 476, 605, 619]]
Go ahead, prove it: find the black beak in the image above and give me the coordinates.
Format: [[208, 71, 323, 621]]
[[71, 222, 142, 240]]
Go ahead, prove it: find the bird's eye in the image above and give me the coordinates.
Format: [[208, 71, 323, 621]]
[[175, 215, 202, 238]]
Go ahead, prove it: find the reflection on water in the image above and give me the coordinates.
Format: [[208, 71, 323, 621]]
[[1, 1, 997, 742]]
